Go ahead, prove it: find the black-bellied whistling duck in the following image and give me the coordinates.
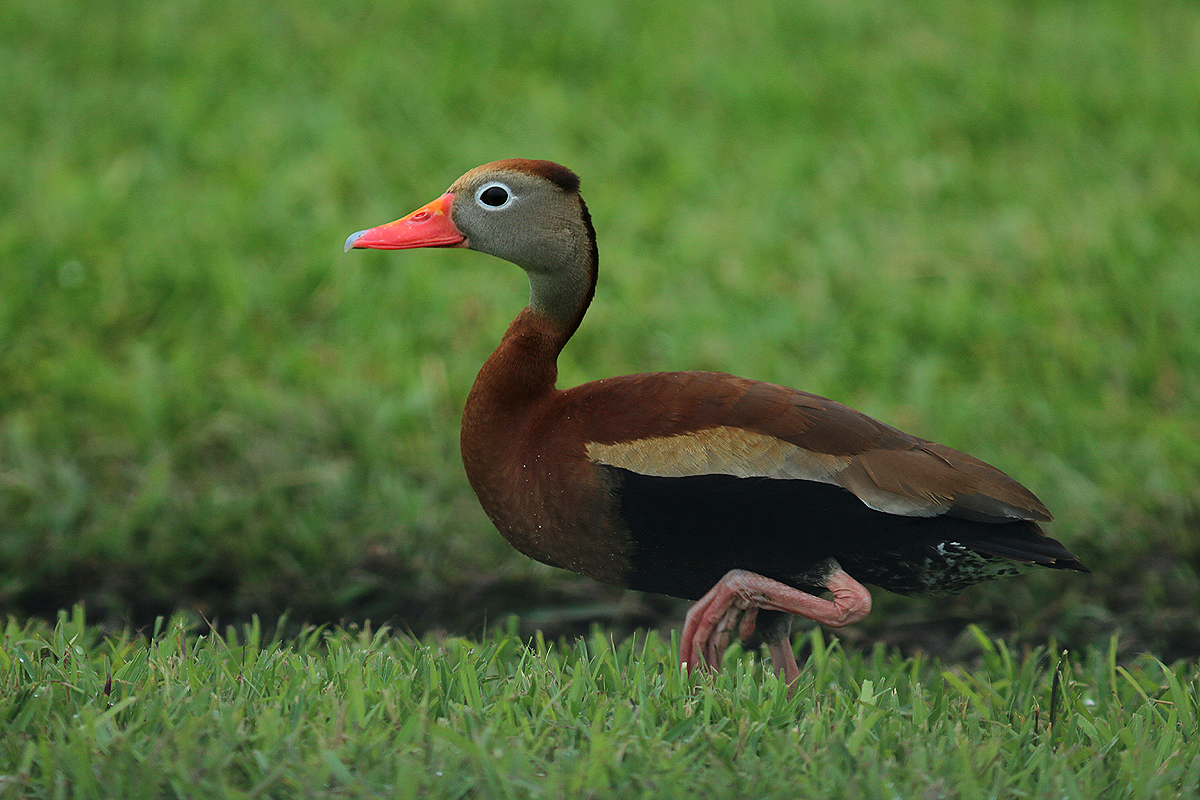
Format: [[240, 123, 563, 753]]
[[346, 159, 1088, 686]]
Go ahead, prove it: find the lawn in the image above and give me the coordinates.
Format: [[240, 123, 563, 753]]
[[3, 610, 1198, 798], [2, 0, 1199, 793]]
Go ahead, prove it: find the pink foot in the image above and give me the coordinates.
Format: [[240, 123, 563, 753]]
[[679, 565, 872, 686]]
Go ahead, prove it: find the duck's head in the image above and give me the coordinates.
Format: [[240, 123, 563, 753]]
[[346, 159, 598, 330]]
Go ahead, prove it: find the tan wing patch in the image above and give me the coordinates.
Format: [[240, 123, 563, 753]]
[[588, 426, 961, 518], [586, 426, 849, 481], [586, 425, 1044, 522]]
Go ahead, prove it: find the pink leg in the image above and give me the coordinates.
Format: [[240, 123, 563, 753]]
[[678, 566, 872, 681], [766, 634, 802, 688]]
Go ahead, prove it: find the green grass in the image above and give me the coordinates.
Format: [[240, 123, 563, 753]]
[[3, 611, 1199, 799], [2, 0, 1199, 653]]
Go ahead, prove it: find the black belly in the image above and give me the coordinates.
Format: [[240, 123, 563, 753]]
[[601, 466, 1077, 601]]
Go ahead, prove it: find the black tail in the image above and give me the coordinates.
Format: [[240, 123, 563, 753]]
[[969, 523, 1090, 572]]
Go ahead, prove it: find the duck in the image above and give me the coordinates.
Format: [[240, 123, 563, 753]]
[[345, 159, 1088, 686]]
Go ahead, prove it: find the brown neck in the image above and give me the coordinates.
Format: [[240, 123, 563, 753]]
[[461, 308, 572, 447]]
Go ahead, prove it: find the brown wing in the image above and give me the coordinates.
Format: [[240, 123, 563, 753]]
[[561, 371, 1051, 523]]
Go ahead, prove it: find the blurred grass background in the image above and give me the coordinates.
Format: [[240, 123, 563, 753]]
[[1, 0, 1197, 657]]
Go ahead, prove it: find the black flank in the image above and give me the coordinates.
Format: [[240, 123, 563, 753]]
[[602, 466, 1086, 601]]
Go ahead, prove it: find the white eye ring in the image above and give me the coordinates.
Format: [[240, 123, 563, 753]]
[[475, 181, 514, 209]]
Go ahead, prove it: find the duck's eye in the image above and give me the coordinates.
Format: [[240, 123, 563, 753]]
[[477, 183, 511, 208]]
